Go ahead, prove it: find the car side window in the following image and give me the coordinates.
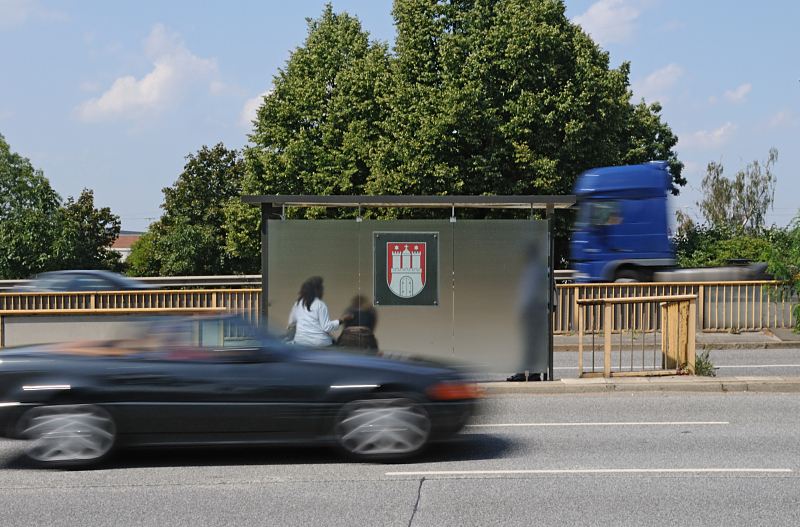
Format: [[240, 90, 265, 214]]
[[131, 318, 265, 363], [74, 276, 115, 291]]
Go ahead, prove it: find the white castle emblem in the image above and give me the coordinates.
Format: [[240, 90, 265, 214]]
[[388, 243, 425, 298]]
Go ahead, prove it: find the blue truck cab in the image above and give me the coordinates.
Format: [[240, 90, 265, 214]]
[[570, 162, 676, 283]]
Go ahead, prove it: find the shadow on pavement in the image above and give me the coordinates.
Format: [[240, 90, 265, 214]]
[[2, 433, 517, 471]]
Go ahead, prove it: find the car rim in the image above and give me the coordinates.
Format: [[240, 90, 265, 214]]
[[337, 399, 430, 456], [22, 405, 115, 463]]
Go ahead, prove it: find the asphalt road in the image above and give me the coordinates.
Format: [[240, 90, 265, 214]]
[[2, 392, 800, 526]]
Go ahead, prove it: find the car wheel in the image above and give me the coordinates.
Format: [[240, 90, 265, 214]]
[[335, 396, 431, 461], [19, 405, 116, 467]]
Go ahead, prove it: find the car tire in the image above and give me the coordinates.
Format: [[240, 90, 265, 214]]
[[18, 404, 117, 467], [334, 395, 431, 462]]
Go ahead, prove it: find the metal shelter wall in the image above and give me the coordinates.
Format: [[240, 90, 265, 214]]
[[267, 219, 549, 374]]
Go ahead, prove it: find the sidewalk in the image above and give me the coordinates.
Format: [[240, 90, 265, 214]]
[[554, 329, 800, 352], [479, 376, 800, 395]]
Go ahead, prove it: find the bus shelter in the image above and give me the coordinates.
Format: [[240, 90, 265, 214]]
[[243, 195, 575, 379]]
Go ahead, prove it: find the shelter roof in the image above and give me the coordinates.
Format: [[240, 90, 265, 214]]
[[242, 195, 576, 210]]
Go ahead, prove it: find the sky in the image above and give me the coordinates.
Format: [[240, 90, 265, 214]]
[[1, 0, 798, 232]]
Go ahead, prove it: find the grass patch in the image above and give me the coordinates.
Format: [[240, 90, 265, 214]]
[[694, 349, 717, 377]]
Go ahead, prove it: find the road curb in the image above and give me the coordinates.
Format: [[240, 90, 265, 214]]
[[479, 377, 800, 395]]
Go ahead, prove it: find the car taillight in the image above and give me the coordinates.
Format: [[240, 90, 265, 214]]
[[426, 381, 481, 401]]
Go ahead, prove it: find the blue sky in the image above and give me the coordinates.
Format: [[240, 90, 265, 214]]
[[1, 0, 797, 231]]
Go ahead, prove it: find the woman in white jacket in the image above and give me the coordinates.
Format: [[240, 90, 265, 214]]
[[287, 276, 351, 347]]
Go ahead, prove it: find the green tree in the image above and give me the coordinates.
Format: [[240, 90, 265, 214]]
[[370, 0, 683, 198], [226, 1, 684, 262], [0, 134, 61, 279], [697, 148, 778, 233], [0, 134, 122, 278], [128, 143, 248, 276], [225, 5, 390, 263], [766, 214, 800, 331], [53, 189, 122, 271]]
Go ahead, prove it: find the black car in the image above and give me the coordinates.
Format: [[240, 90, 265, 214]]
[[14, 270, 151, 292], [0, 315, 477, 467]]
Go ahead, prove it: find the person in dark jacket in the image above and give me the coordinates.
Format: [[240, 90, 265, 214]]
[[337, 295, 379, 351]]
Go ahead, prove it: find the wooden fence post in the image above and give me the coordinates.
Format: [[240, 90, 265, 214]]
[[687, 299, 697, 374], [697, 284, 704, 332], [678, 300, 689, 369], [578, 304, 584, 377], [604, 303, 612, 378], [665, 303, 679, 370]]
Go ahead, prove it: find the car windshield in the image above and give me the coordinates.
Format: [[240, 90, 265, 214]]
[[33, 274, 71, 291], [48, 316, 278, 361], [110, 273, 148, 289]]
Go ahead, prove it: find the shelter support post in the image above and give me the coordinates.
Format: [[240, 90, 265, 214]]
[[260, 203, 273, 325], [547, 203, 555, 381]]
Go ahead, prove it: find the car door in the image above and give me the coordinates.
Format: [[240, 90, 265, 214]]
[[105, 317, 330, 440], [185, 317, 334, 438]]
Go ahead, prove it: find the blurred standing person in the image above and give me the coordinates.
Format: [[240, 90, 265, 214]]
[[288, 277, 350, 347], [338, 295, 379, 351]]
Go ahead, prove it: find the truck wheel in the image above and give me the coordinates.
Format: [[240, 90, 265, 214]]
[[614, 269, 642, 283]]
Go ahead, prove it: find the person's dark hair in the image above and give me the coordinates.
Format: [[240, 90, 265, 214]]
[[298, 276, 324, 310], [349, 294, 370, 310]]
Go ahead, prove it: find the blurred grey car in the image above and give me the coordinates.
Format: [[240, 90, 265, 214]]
[[14, 270, 151, 292]]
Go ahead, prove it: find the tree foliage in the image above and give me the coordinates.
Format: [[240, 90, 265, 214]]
[[0, 134, 121, 279], [225, 1, 684, 263], [0, 134, 62, 279], [673, 223, 784, 269], [675, 148, 781, 270], [128, 143, 248, 276], [52, 189, 121, 271], [370, 0, 683, 197], [765, 215, 800, 331], [697, 148, 778, 233]]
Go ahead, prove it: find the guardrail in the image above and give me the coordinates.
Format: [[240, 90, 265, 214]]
[[0, 275, 263, 291], [577, 295, 696, 378], [0, 289, 261, 325], [554, 281, 796, 334], [0, 280, 795, 336], [0, 270, 578, 291]]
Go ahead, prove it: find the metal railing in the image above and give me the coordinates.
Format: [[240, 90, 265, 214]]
[[554, 281, 796, 334], [0, 289, 261, 326], [0, 275, 262, 291], [0, 280, 795, 336], [577, 295, 696, 378]]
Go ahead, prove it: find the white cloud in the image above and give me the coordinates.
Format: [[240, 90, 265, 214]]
[[76, 24, 217, 122], [0, 0, 65, 29], [679, 122, 737, 150], [767, 109, 796, 128], [632, 64, 683, 103], [723, 83, 752, 104], [573, 0, 641, 45], [209, 80, 228, 96], [239, 91, 270, 127]]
